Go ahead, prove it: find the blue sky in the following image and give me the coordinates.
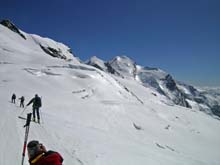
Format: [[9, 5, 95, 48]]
[[1, 0, 219, 86]]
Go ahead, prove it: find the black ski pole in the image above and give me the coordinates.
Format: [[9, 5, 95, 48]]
[[40, 96, 43, 123], [21, 113, 32, 165]]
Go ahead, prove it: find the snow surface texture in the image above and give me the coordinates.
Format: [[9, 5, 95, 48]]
[[1, 23, 220, 165]]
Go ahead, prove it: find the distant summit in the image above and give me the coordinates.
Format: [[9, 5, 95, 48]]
[[86, 56, 137, 79], [107, 56, 137, 79], [86, 56, 107, 71]]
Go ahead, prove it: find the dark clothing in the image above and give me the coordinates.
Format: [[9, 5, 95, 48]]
[[11, 94, 16, 103], [29, 151, 63, 165], [27, 96, 42, 108], [19, 96, 25, 108], [33, 107, 40, 121], [27, 96, 42, 121]]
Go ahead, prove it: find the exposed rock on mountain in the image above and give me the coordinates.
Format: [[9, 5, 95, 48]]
[[0, 19, 26, 39], [31, 34, 77, 61]]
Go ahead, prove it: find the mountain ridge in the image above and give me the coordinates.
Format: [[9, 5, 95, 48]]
[[86, 55, 220, 117]]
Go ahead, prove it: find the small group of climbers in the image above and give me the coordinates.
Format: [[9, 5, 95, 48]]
[[11, 93, 64, 164], [11, 93, 25, 107], [11, 93, 42, 123]]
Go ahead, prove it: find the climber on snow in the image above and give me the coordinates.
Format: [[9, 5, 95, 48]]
[[26, 94, 42, 123]]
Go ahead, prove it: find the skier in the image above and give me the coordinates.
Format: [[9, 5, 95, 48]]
[[27, 140, 63, 165], [19, 96, 25, 108], [26, 94, 42, 123], [11, 93, 16, 103]]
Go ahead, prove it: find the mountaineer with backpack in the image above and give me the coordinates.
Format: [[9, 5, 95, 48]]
[[11, 93, 16, 103], [26, 94, 42, 123], [19, 96, 25, 108], [27, 140, 63, 165]]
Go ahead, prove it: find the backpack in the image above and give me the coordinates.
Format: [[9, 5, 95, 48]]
[[35, 96, 42, 107]]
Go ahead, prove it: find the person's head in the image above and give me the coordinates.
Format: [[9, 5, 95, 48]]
[[35, 94, 38, 98], [27, 140, 46, 159]]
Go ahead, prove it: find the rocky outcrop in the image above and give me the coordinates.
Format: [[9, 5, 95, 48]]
[[0, 20, 26, 39], [161, 74, 191, 107], [30, 34, 77, 61], [40, 45, 67, 59], [211, 105, 220, 116], [163, 74, 176, 91]]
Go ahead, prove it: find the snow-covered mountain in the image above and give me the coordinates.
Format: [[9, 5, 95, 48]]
[[0, 20, 79, 62], [1, 20, 220, 165], [86, 56, 220, 117]]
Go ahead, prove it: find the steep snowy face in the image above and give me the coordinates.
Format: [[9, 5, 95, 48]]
[[176, 82, 220, 116], [86, 56, 107, 71], [137, 67, 190, 107], [31, 34, 75, 60], [106, 56, 137, 79], [137, 66, 167, 95], [203, 88, 220, 116], [0, 20, 79, 63], [137, 66, 166, 85]]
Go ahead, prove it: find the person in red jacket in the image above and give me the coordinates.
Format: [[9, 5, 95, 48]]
[[27, 140, 63, 165]]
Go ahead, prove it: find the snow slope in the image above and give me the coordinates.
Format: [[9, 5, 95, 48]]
[[0, 22, 220, 165]]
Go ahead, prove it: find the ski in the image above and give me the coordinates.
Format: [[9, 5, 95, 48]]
[[18, 116, 40, 124]]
